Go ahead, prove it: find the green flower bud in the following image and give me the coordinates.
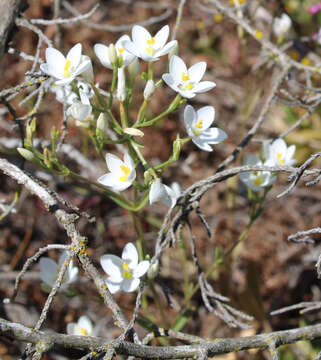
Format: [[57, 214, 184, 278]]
[[17, 148, 34, 161], [108, 44, 118, 67], [147, 261, 159, 280], [96, 113, 108, 133]]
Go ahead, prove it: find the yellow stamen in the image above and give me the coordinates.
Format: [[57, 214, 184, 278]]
[[193, 129, 201, 136], [79, 328, 88, 336], [253, 177, 263, 186], [195, 119, 203, 129], [119, 165, 130, 182], [186, 83, 194, 90], [121, 262, 132, 279], [277, 153, 284, 165], [64, 59, 71, 77], [181, 72, 190, 81], [121, 262, 130, 271], [118, 47, 125, 54], [147, 37, 155, 45]]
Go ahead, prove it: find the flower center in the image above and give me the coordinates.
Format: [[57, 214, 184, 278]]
[[118, 47, 125, 54], [277, 153, 284, 165], [147, 37, 155, 45], [64, 59, 72, 77], [253, 176, 263, 186], [79, 328, 88, 336], [121, 262, 133, 279], [146, 37, 156, 56], [195, 119, 203, 129], [119, 165, 130, 182]]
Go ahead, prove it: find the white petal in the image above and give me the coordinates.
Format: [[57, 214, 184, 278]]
[[100, 254, 123, 280], [193, 81, 216, 93], [184, 104, 196, 128], [169, 55, 187, 84], [106, 153, 123, 173], [116, 35, 131, 48], [67, 43, 82, 69], [39, 258, 57, 286], [178, 89, 195, 98], [154, 40, 177, 58], [105, 279, 121, 294], [123, 40, 140, 57], [67, 323, 77, 335], [94, 44, 112, 69], [134, 261, 150, 278], [199, 128, 227, 144], [121, 278, 140, 292], [188, 62, 206, 83], [243, 154, 261, 166], [192, 138, 213, 152], [78, 316, 93, 334], [55, 76, 76, 86], [67, 267, 78, 284], [45, 47, 65, 79], [124, 152, 134, 170], [111, 181, 133, 192], [154, 25, 169, 50], [97, 173, 118, 188], [73, 59, 91, 77], [149, 178, 165, 204], [133, 25, 151, 44], [162, 73, 175, 87], [196, 106, 215, 129], [122, 242, 138, 267], [286, 145, 296, 161], [272, 138, 286, 154]]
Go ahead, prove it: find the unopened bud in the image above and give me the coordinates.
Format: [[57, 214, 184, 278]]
[[144, 168, 154, 186], [108, 44, 118, 67], [17, 148, 34, 161], [116, 67, 126, 102], [96, 113, 108, 133], [128, 58, 140, 81], [123, 127, 144, 137], [144, 80, 155, 100], [147, 261, 159, 280]]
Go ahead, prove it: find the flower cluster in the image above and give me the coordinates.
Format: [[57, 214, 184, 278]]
[[240, 138, 296, 192]]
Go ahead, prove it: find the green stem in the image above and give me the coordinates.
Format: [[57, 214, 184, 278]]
[[109, 68, 118, 108], [148, 62, 154, 80]]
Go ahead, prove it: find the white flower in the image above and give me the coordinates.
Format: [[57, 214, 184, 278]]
[[162, 55, 216, 98], [97, 153, 136, 192], [66, 90, 92, 127], [94, 35, 136, 69], [264, 138, 296, 166], [100, 242, 150, 293], [39, 251, 78, 291], [40, 43, 91, 86], [184, 105, 227, 152], [51, 83, 77, 105], [67, 316, 97, 337], [273, 13, 292, 38], [123, 25, 177, 62], [239, 154, 276, 192], [149, 178, 181, 208]]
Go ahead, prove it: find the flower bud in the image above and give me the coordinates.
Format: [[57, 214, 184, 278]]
[[123, 127, 144, 137], [128, 58, 140, 81], [116, 67, 126, 102], [143, 80, 155, 100], [96, 113, 108, 133], [17, 148, 34, 161], [147, 261, 159, 280], [108, 44, 118, 67]]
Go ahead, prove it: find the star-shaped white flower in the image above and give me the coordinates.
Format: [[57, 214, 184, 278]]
[[40, 43, 91, 86], [94, 35, 136, 69], [123, 25, 177, 62], [97, 153, 136, 192], [67, 316, 98, 337], [66, 90, 92, 127], [39, 251, 78, 291], [239, 154, 276, 192], [101, 243, 150, 293], [162, 55, 216, 98], [149, 178, 181, 208], [263, 138, 296, 167], [273, 13, 292, 38], [184, 105, 227, 152]]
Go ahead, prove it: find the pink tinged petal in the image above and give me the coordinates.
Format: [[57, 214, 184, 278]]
[[78, 316, 93, 334], [169, 55, 187, 83], [39, 258, 57, 286], [45, 47, 66, 79], [106, 153, 123, 173], [121, 278, 140, 292], [193, 81, 216, 93], [188, 62, 206, 83], [105, 279, 121, 294], [67, 43, 82, 69], [184, 105, 196, 128], [100, 254, 123, 281], [123, 40, 140, 57], [154, 25, 169, 50], [122, 242, 138, 267], [154, 40, 177, 58], [67, 323, 77, 335], [94, 44, 112, 69], [196, 106, 215, 129], [192, 138, 213, 152], [133, 261, 150, 278]]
